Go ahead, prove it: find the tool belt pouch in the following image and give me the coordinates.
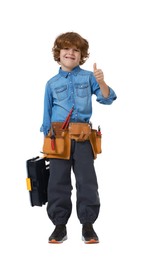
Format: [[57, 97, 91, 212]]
[[89, 129, 102, 159], [69, 122, 91, 141], [42, 123, 71, 159]]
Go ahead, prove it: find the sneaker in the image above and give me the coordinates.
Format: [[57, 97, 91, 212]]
[[82, 223, 99, 244], [48, 224, 67, 244]]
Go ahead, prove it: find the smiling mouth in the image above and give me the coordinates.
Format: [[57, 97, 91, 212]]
[[65, 56, 75, 60]]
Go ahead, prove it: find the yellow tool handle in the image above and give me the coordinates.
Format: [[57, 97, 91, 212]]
[[26, 178, 32, 191]]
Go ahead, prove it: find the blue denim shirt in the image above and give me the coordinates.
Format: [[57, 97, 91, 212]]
[[40, 66, 117, 135]]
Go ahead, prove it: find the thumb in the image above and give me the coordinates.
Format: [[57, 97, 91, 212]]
[[93, 62, 97, 72]]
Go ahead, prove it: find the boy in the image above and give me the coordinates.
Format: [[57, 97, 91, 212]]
[[40, 32, 117, 244]]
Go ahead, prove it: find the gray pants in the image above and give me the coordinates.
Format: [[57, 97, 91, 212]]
[[47, 140, 100, 225]]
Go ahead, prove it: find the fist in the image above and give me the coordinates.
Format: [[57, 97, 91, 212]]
[[93, 63, 104, 83]]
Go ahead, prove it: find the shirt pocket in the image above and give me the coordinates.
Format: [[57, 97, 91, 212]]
[[75, 84, 90, 98], [55, 85, 68, 101]]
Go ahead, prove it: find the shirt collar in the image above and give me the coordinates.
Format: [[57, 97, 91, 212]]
[[59, 66, 81, 78]]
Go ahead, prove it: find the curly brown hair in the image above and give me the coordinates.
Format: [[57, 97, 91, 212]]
[[52, 32, 89, 65]]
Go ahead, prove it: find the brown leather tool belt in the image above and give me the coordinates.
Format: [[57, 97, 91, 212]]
[[42, 122, 102, 160]]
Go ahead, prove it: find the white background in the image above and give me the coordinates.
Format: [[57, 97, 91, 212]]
[[0, 0, 146, 259]]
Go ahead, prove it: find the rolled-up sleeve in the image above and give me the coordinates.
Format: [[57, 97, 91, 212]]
[[91, 74, 117, 105], [96, 87, 117, 105]]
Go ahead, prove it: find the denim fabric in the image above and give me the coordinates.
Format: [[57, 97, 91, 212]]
[[40, 66, 117, 135]]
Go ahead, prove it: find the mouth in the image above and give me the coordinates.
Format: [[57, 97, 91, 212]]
[[65, 56, 75, 60]]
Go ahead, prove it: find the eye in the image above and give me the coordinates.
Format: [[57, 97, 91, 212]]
[[74, 48, 80, 52]]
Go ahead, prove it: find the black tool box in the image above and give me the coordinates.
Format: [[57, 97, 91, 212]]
[[26, 156, 50, 207]]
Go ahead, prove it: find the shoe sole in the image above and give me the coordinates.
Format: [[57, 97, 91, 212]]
[[48, 235, 67, 244], [82, 236, 99, 244]]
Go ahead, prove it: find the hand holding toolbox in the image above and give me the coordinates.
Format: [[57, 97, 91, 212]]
[[26, 157, 50, 207]]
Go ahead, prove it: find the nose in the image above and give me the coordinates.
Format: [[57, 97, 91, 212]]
[[68, 48, 74, 54]]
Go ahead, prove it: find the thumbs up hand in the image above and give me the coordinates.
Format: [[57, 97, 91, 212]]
[[93, 63, 110, 98], [93, 63, 104, 83]]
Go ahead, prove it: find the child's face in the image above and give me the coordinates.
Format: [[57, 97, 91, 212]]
[[59, 46, 81, 71]]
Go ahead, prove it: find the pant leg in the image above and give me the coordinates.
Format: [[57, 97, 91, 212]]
[[47, 158, 72, 225], [72, 140, 100, 224]]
